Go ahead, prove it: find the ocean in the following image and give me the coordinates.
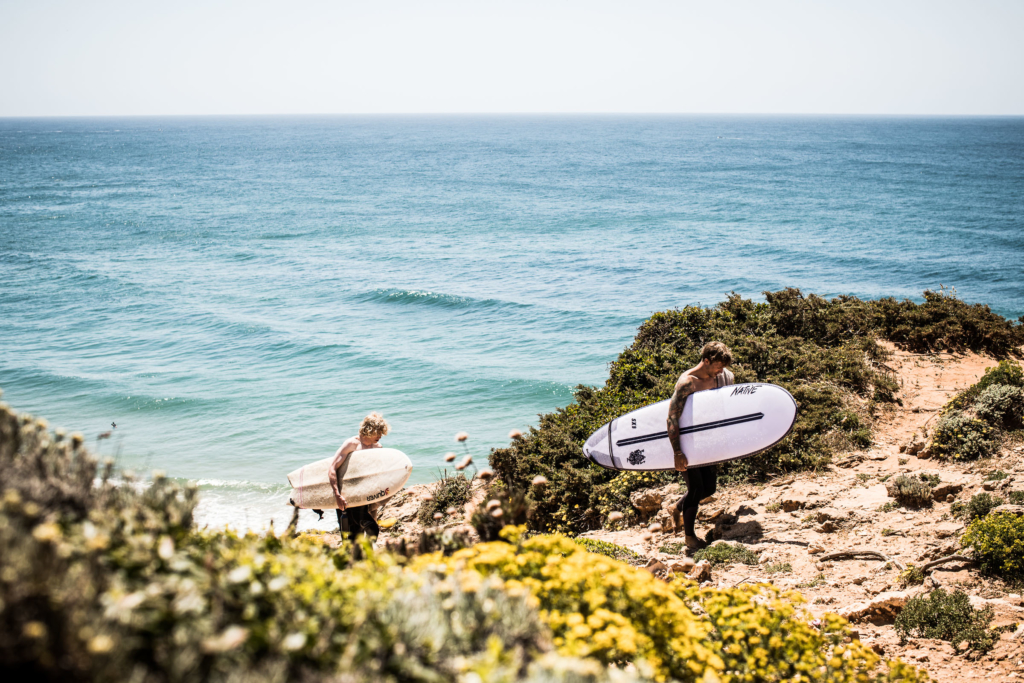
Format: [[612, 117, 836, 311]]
[[1, 115, 1022, 531]]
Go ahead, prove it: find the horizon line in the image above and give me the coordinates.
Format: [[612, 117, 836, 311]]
[[4, 111, 1024, 120]]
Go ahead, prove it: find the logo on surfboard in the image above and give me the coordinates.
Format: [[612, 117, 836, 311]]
[[627, 449, 646, 465], [367, 487, 390, 502], [730, 385, 759, 396]]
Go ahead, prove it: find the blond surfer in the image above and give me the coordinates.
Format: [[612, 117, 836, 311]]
[[329, 412, 390, 541]]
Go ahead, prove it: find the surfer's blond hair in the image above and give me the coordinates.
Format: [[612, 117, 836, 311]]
[[359, 412, 390, 438], [701, 341, 733, 366]]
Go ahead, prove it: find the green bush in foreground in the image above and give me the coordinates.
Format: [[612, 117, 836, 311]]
[[894, 589, 997, 654], [0, 399, 550, 683], [490, 288, 1022, 533], [962, 511, 1024, 582], [420, 529, 927, 683]]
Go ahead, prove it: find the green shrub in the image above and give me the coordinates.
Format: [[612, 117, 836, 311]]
[[489, 288, 1022, 534], [898, 565, 925, 587], [885, 474, 934, 508], [1008, 490, 1024, 505], [659, 542, 686, 555], [693, 543, 759, 566], [930, 413, 996, 461], [962, 511, 1024, 581], [763, 562, 792, 574], [986, 469, 1008, 481], [943, 359, 1024, 414], [0, 400, 555, 683], [417, 471, 472, 526], [894, 588, 997, 653], [952, 492, 1005, 522], [572, 538, 645, 565], [974, 385, 1024, 430]]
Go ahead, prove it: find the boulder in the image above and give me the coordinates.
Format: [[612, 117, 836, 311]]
[[836, 592, 908, 624], [687, 559, 712, 583], [902, 433, 926, 456], [669, 558, 695, 574], [931, 481, 965, 501], [717, 519, 763, 540], [630, 490, 663, 521], [781, 494, 808, 512], [933, 522, 964, 539], [992, 504, 1024, 516], [644, 558, 669, 575]]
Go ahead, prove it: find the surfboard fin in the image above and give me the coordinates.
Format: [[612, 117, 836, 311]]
[[312, 508, 324, 520]]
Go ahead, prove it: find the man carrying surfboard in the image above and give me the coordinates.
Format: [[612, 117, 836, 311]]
[[667, 342, 735, 549], [329, 412, 390, 542]]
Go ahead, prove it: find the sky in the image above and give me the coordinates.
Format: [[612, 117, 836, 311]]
[[1, 0, 1022, 117]]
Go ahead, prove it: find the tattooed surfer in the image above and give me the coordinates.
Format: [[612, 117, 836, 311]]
[[667, 342, 735, 550]]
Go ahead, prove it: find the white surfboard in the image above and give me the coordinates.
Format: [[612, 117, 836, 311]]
[[287, 447, 412, 509], [583, 383, 797, 470]]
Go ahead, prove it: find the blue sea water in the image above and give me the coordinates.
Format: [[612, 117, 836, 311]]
[[1, 115, 1022, 531]]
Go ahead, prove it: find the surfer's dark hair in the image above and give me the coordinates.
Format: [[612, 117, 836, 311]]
[[701, 341, 733, 366]]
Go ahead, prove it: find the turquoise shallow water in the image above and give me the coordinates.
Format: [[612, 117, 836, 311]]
[[1, 115, 1022, 530]]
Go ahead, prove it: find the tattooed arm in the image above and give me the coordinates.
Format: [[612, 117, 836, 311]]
[[667, 375, 696, 471]]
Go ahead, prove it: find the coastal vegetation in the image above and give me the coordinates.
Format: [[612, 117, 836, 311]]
[[490, 288, 1023, 534], [0, 394, 929, 682], [930, 360, 1024, 462], [894, 588, 999, 654]]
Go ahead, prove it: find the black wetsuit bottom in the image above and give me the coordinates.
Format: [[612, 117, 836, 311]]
[[337, 506, 379, 542], [675, 465, 718, 537]]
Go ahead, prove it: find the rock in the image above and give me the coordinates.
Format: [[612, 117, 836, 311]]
[[669, 558, 695, 574], [644, 558, 669, 575], [946, 494, 955, 503], [630, 490, 663, 521], [687, 559, 712, 583], [931, 481, 965, 501], [983, 481, 997, 491], [698, 507, 727, 522], [718, 519, 763, 540], [933, 522, 964, 539], [837, 592, 908, 624], [992, 505, 1024, 516], [730, 503, 758, 517], [903, 433, 926, 456], [816, 521, 837, 533], [782, 495, 808, 512], [808, 544, 824, 554]]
